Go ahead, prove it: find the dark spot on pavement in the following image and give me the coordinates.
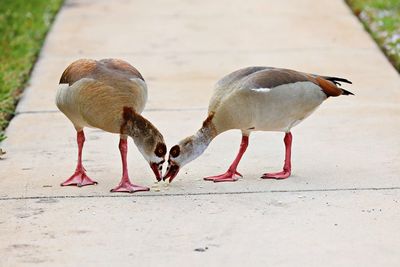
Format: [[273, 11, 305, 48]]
[[194, 246, 208, 252]]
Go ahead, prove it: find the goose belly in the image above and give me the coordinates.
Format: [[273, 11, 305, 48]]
[[248, 82, 327, 132]]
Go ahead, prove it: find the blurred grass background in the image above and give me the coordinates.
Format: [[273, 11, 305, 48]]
[[346, 0, 400, 71], [0, 0, 63, 141]]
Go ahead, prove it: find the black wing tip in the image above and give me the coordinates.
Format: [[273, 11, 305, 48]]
[[342, 89, 354, 96], [324, 76, 354, 96], [326, 76, 352, 85]]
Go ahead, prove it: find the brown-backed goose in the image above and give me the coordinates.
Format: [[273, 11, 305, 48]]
[[56, 59, 166, 192], [163, 66, 353, 182]]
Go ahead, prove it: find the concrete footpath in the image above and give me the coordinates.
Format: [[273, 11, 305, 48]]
[[1, 0, 400, 266]]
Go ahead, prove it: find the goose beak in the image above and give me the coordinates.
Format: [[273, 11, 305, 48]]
[[150, 162, 162, 182], [163, 162, 180, 183]]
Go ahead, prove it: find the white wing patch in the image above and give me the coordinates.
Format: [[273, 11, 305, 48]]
[[130, 78, 146, 86], [58, 83, 69, 90], [55, 83, 70, 106], [130, 77, 147, 92], [251, 87, 271, 93]]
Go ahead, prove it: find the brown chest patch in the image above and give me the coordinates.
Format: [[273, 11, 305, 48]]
[[202, 112, 215, 128], [201, 112, 218, 137], [120, 106, 135, 134]]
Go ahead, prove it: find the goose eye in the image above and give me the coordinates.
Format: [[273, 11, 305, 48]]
[[170, 145, 180, 158], [155, 143, 166, 157]]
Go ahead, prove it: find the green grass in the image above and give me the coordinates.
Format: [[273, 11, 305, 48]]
[[346, 0, 400, 71], [0, 0, 63, 142]]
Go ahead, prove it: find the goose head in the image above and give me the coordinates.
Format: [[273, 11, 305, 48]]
[[163, 134, 209, 183], [134, 129, 167, 182]]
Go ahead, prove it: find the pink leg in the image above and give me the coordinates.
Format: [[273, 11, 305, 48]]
[[110, 138, 150, 193], [262, 132, 292, 179], [204, 135, 249, 182], [61, 131, 97, 187]]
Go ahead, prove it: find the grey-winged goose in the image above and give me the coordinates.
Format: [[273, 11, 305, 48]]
[[163, 66, 353, 182]]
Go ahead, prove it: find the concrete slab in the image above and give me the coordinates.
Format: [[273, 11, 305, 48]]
[[43, 0, 375, 58], [1, 190, 399, 267], [1, 0, 400, 266]]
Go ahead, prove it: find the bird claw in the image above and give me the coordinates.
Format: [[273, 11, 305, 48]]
[[235, 171, 243, 177], [204, 170, 241, 182], [261, 170, 290, 179], [110, 181, 150, 193], [61, 170, 97, 187]]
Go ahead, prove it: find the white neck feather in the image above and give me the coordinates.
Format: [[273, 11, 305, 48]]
[[181, 128, 214, 166], [192, 130, 211, 157]]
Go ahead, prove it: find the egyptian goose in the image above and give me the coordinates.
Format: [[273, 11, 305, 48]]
[[56, 59, 166, 192], [163, 67, 353, 182]]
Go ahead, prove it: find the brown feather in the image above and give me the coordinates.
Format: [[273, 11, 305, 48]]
[[120, 106, 136, 134], [201, 112, 217, 137], [59, 58, 144, 86], [245, 68, 312, 89], [315, 76, 342, 97], [99, 59, 144, 81], [202, 112, 215, 128], [59, 59, 97, 85]]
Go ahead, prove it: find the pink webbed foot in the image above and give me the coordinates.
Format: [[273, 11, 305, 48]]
[[61, 169, 98, 187], [204, 170, 242, 182], [261, 170, 291, 179], [110, 181, 150, 193]]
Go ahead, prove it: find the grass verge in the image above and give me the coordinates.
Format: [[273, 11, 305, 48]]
[[346, 0, 400, 72], [0, 0, 64, 142]]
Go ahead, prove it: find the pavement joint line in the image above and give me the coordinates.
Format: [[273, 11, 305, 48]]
[[1, 186, 399, 201], [15, 107, 207, 115]]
